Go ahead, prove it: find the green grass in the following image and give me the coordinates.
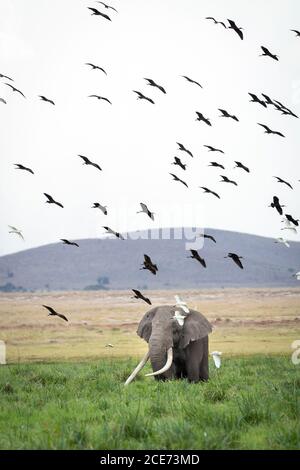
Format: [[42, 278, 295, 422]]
[[0, 356, 299, 449]]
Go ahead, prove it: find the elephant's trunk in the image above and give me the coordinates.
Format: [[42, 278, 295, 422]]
[[145, 347, 173, 377], [124, 350, 150, 386]]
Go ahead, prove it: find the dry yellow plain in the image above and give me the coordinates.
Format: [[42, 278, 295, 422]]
[[0, 288, 300, 363]]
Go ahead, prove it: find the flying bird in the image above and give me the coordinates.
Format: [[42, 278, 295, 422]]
[[170, 173, 188, 188], [92, 203, 107, 215], [5, 83, 26, 98], [291, 29, 300, 37], [249, 93, 267, 108], [284, 214, 299, 227], [141, 254, 158, 275], [204, 145, 224, 154], [132, 289, 151, 305], [225, 253, 244, 269], [14, 163, 34, 175], [220, 175, 238, 186], [0, 97, 6, 104], [208, 162, 225, 170], [196, 111, 211, 126], [172, 156, 186, 170], [137, 203, 154, 220], [261, 93, 275, 106], [133, 90, 154, 104], [39, 95, 55, 105], [273, 176, 293, 190], [60, 239, 79, 247], [227, 19, 243, 40], [200, 187, 220, 199], [258, 123, 285, 137], [275, 238, 290, 248], [181, 75, 202, 88], [78, 155, 102, 171], [177, 142, 193, 158], [103, 226, 124, 239], [8, 226, 24, 240], [44, 193, 64, 208], [43, 305, 68, 322], [205, 17, 227, 28], [0, 73, 13, 81], [260, 46, 279, 61], [269, 196, 284, 215], [219, 109, 239, 121], [234, 161, 250, 173], [96, 2, 118, 13], [198, 233, 217, 243], [85, 63, 107, 74], [87, 7, 111, 20], [144, 78, 166, 94], [88, 95, 112, 104], [188, 250, 206, 268]]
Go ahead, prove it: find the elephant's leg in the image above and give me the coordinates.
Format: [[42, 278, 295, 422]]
[[185, 341, 203, 383], [199, 336, 209, 381]]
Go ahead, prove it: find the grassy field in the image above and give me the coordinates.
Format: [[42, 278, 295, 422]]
[[0, 288, 300, 449], [0, 356, 299, 450]]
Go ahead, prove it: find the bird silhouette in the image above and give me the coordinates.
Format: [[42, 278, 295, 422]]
[[181, 75, 202, 88], [177, 142, 193, 158], [269, 196, 284, 215], [234, 161, 250, 173], [188, 250, 206, 268], [92, 203, 107, 215], [0, 73, 13, 81], [227, 19, 243, 40], [14, 164, 34, 175], [78, 155, 102, 171], [60, 239, 79, 247], [43, 305, 68, 322], [273, 176, 293, 189], [205, 17, 227, 28], [39, 95, 55, 105], [249, 93, 267, 108], [44, 193, 64, 208], [204, 145, 224, 154], [258, 123, 285, 137], [96, 2, 118, 13], [219, 108, 239, 121], [88, 95, 112, 104], [137, 203, 154, 220], [144, 78, 166, 94], [132, 289, 151, 305], [87, 7, 111, 20], [8, 226, 24, 240], [198, 234, 217, 243], [225, 253, 244, 269], [196, 111, 211, 126], [172, 157, 186, 170], [208, 162, 225, 170], [85, 63, 107, 74], [291, 29, 300, 37], [200, 187, 220, 199], [133, 90, 154, 104], [170, 173, 188, 188], [5, 83, 26, 98], [103, 226, 124, 239], [220, 175, 238, 186], [260, 46, 279, 61], [141, 254, 158, 275]]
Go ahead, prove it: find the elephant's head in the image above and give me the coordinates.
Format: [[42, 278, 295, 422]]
[[124, 305, 212, 385]]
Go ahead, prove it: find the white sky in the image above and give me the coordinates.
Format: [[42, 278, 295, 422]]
[[0, 0, 300, 256]]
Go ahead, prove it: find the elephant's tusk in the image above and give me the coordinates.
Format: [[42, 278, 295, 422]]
[[124, 351, 150, 386], [145, 347, 173, 377]]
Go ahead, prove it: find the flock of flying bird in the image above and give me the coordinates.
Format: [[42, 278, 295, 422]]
[[2, 5, 300, 321]]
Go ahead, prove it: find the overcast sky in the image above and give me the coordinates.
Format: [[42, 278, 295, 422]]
[[0, 0, 300, 256]]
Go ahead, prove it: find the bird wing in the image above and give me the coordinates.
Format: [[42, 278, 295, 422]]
[[43, 305, 56, 314], [0, 97, 7, 104], [88, 7, 100, 13], [258, 123, 269, 131], [261, 46, 270, 54], [78, 155, 89, 164], [8, 225, 18, 231], [57, 313, 68, 322], [44, 193, 54, 202], [132, 289, 141, 296], [233, 256, 244, 269], [144, 254, 152, 264], [140, 203, 148, 212]]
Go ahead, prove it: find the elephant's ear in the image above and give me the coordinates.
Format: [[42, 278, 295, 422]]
[[180, 310, 212, 349], [137, 307, 158, 342]]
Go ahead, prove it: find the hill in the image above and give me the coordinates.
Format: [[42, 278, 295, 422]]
[[0, 228, 299, 291]]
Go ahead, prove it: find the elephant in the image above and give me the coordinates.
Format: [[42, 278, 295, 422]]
[[125, 304, 212, 385]]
